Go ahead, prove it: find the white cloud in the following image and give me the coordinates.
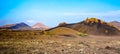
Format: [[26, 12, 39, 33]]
[[26, 20, 34, 23]]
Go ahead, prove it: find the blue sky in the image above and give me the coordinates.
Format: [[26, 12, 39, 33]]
[[0, 0, 120, 27]]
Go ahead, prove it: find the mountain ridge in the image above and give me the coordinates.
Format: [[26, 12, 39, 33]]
[[110, 21, 120, 30], [0, 22, 31, 30], [56, 18, 120, 35]]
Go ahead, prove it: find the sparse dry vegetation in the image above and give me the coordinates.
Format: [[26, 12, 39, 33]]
[[0, 29, 120, 54], [77, 32, 88, 37]]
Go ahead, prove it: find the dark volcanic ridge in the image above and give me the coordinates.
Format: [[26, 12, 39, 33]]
[[56, 18, 120, 35]]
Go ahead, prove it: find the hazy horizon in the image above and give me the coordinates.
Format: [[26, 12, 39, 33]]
[[0, 0, 120, 27]]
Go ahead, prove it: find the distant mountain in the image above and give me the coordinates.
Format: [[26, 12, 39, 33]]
[[57, 18, 120, 35], [0, 22, 31, 30], [32, 23, 49, 30], [0, 24, 16, 29], [110, 21, 120, 30]]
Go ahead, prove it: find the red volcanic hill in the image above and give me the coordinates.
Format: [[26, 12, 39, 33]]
[[57, 18, 120, 35], [0, 22, 31, 30], [32, 23, 49, 30]]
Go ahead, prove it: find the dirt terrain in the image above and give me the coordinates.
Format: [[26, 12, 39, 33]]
[[0, 30, 120, 54]]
